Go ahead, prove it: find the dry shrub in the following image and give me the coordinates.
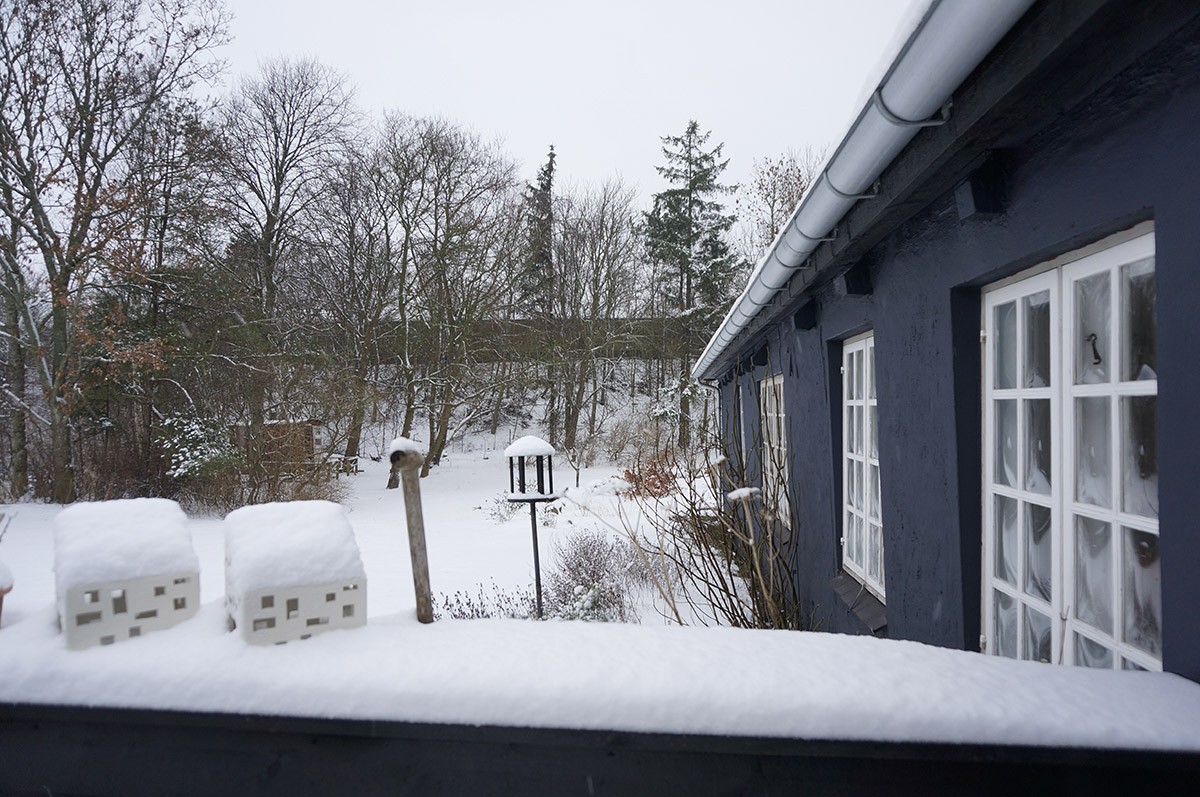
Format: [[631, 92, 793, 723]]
[[621, 453, 676, 497]]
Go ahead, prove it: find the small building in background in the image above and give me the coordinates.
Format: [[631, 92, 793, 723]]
[[229, 418, 327, 473], [54, 498, 200, 650], [224, 500, 367, 645]]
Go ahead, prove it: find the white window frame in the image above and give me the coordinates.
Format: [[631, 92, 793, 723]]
[[982, 230, 1160, 670], [759, 373, 790, 524], [842, 332, 885, 600]]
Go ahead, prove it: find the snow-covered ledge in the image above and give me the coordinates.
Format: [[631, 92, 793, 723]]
[[0, 612, 1198, 752]]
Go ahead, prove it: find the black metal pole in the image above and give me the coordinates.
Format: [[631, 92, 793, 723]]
[[530, 502, 543, 619]]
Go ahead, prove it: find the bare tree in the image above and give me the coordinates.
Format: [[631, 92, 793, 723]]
[[0, 0, 228, 502], [213, 57, 353, 491], [734, 146, 825, 263]]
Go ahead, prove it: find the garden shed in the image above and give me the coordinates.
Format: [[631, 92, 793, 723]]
[[224, 500, 367, 644], [53, 498, 199, 650]]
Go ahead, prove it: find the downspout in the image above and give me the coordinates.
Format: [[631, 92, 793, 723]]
[[692, 0, 1036, 381]]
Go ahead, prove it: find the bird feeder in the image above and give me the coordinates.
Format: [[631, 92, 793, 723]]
[[504, 435, 556, 618], [506, 435, 555, 500]]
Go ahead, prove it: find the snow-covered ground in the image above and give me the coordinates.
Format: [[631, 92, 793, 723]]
[[2, 447, 1200, 751]]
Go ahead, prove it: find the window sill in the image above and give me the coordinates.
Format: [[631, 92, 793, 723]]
[[829, 573, 887, 636]]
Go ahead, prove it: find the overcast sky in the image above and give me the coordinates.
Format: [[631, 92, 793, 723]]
[[217, 0, 913, 206]]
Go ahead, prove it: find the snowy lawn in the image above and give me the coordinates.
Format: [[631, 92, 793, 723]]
[[2, 449, 1200, 751]]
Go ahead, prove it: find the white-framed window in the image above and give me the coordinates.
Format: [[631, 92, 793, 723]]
[[759, 373, 790, 523], [982, 230, 1159, 670], [842, 332, 884, 599]]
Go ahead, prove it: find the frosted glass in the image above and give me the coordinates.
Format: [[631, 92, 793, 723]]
[[853, 514, 864, 565], [1075, 271, 1110, 384], [1121, 396, 1158, 519], [994, 591, 1016, 659], [1024, 502, 1052, 601], [869, 405, 878, 459], [995, 400, 1017, 487], [867, 524, 879, 579], [994, 302, 1016, 389], [868, 463, 880, 520], [1122, 257, 1156, 381], [1075, 397, 1111, 508], [867, 345, 876, 398], [1024, 605, 1052, 663], [1024, 291, 1052, 387], [1025, 399, 1052, 495], [1122, 528, 1162, 657], [1074, 516, 1113, 634], [994, 495, 1017, 585], [1075, 634, 1113, 669]]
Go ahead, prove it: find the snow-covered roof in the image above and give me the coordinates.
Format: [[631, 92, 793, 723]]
[[388, 436, 427, 457], [504, 436, 555, 458], [53, 499, 198, 595], [224, 501, 365, 596], [693, 0, 1036, 380]]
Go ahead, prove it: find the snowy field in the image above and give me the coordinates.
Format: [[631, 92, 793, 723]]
[[2, 446, 1200, 751]]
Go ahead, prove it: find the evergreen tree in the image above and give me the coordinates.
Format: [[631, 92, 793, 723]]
[[520, 145, 556, 319], [645, 121, 740, 449]]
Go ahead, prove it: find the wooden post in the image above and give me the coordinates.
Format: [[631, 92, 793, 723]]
[[391, 450, 434, 623]]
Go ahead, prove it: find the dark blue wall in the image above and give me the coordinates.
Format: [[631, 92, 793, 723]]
[[720, 13, 1200, 680]]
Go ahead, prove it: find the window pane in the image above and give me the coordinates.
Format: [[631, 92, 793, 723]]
[[1122, 658, 1148, 672], [1075, 397, 1111, 508], [995, 399, 1017, 487], [868, 463, 880, 520], [1074, 633, 1114, 669], [994, 495, 1017, 585], [868, 344, 876, 399], [1024, 502, 1052, 602], [1075, 271, 1110, 384], [994, 301, 1017, 389], [1024, 605, 1053, 663], [869, 404, 878, 459], [847, 406, 858, 455], [1122, 528, 1162, 657], [1122, 257, 1156, 381], [853, 514, 864, 565], [867, 524, 880, 580], [1121, 396, 1158, 519], [1074, 516, 1113, 634], [994, 591, 1017, 658], [1024, 290, 1051, 387], [854, 351, 864, 400], [846, 351, 856, 399], [853, 406, 863, 455], [1024, 399, 1052, 495]]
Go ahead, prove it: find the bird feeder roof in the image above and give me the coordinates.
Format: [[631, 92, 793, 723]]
[[504, 436, 555, 458]]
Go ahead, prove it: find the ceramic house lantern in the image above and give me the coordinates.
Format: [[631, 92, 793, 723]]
[[224, 500, 366, 645], [53, 498, 200, 650], [505, 435, 555, 501]]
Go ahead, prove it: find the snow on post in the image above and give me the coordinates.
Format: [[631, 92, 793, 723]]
[[224, 501, 367, 645], [385, 436, 434, 624], [53, 498, 200, 650]]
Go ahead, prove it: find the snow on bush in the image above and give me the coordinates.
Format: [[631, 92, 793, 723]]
[[545, 528, 647, 623], [159, 414, 241, 479]]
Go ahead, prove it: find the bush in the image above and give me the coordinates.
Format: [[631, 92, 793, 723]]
[[476, 493, 521, 523], [436, 580, 537, 620], [544, 528, 646, 622], [621, 453, 676, 497]]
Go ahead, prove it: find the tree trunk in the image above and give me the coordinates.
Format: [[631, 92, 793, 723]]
[[677, 359, 691, 451], [4, 297, 27, 499], [343, 359, 371, 459]]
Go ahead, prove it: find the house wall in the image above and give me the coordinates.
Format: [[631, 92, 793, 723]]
[[719, 13, 1200, 680]]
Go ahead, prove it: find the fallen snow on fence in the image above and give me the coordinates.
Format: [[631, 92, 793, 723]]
[[0, 454, 1198, 751]]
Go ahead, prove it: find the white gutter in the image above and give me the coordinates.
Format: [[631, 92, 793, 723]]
[[692, 0, 1036, 381]]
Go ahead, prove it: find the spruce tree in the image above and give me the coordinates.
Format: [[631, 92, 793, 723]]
[[520, 145, 556, 319], [645, 121, 740, 449]]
